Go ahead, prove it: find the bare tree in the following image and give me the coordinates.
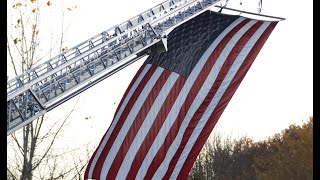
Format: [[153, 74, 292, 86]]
[[6, 0, 87, 179]]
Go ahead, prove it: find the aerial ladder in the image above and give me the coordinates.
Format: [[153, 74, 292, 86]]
[[7, 0, 227, 135]]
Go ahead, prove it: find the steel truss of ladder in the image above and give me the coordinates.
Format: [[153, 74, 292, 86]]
[[7, 0, 222, 135]]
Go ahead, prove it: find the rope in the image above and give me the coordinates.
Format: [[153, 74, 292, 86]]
[[218, 0, 229, 13], [258, 0, 262, 13]]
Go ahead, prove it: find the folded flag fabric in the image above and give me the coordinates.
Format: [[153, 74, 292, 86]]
[[85, 10, 278, 180]]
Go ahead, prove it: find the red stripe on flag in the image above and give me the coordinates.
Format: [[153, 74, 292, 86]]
[[176, 21, 278, 179], [113, 64, 147, 118], [144, 18, 251, 179], [91, 65, 158, 178], [126, 75, 186, 180], [106, 68, 171, 179], [163, 21, 264, 179], [84, 64, 147, 179]]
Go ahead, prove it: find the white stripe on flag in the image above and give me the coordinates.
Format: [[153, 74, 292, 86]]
[[170, 21, 271, 179], [116, 72, 180, 180], [88, 64, 152, 177], [136, 17, 246, 179], [100, 67, 165, 179], [153, 19, 258, 180]]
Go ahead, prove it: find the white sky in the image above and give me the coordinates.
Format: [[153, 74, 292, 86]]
[[8, 0, 313, 147]]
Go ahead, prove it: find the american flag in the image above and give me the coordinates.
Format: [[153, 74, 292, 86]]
[[85, 10, 278, 180]]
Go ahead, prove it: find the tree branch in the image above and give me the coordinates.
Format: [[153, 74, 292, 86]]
[[7, 39, 19, 76]]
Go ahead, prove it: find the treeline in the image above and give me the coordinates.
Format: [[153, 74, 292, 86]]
[[188, 117, 313, 180]]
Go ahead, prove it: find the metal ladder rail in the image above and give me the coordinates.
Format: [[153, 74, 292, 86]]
[[7, 0, 222, 135], [7, 0, 187, 98], [7, 0, 219, 101], [7, 24, 159, 135]]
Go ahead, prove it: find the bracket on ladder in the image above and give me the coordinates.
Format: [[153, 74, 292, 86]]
[[150, 35, 168, 54]]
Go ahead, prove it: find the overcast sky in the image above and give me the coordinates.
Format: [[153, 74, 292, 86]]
[[7, 0, 313, 146]]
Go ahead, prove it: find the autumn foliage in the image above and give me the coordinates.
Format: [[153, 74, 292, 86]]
[[188, 117, 313, 179]]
